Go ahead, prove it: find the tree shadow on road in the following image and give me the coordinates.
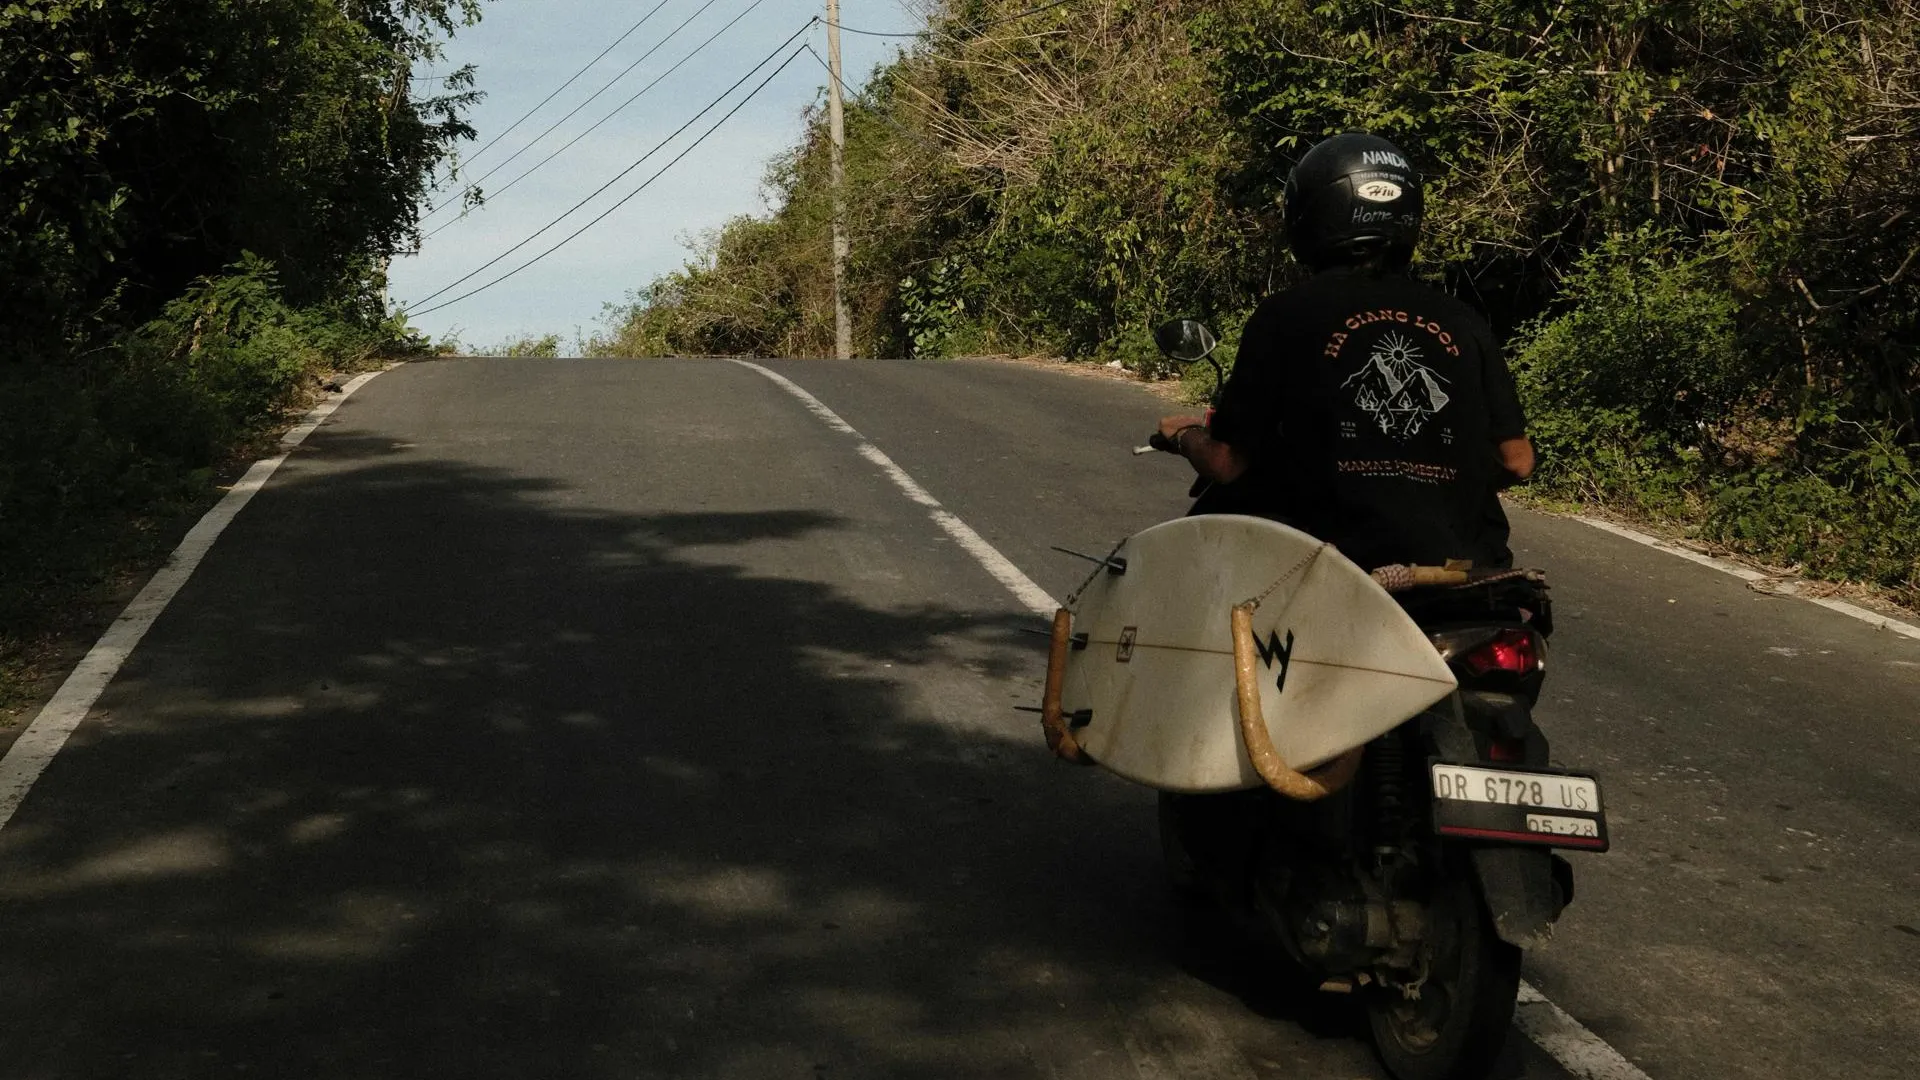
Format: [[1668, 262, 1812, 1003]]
[[0, 431, 1386, 1079]]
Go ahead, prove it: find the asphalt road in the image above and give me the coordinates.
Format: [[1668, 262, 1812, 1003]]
[[0, 356, 1915, 1079]]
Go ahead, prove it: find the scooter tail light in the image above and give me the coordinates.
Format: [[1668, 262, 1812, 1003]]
[[1462, 629, 1541, 676]]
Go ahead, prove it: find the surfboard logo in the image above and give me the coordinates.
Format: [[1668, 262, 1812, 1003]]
[[1117, 626, 1137, 662], [1253, 628, 1295, 694], [1342, 331, 1451, 440]]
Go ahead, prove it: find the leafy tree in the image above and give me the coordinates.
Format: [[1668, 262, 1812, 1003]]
[[1, 0, 481, 347], [0, 0, 485, 675]]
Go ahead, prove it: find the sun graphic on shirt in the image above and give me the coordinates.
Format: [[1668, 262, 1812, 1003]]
[[1343, 328, 1452, 440], [1374, 332, 1421, 371]]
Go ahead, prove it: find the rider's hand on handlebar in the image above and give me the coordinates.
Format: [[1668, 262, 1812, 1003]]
[[1158, 414, 1206, 442], [1153, 414, 1206, 454]]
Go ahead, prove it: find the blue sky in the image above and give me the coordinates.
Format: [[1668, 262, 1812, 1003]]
[[388, 0, 914, 349]]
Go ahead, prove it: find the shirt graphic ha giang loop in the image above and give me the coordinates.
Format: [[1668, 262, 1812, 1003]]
[[1324, 308, 1462, 446]]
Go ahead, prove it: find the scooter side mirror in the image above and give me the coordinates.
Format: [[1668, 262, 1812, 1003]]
[[1153, 319, 1218, 364]]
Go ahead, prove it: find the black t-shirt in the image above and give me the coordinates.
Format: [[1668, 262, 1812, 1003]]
[[1204, 268, 1526, 570]]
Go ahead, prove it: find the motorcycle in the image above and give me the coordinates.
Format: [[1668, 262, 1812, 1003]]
[[1141, 319, 1606, 1080]]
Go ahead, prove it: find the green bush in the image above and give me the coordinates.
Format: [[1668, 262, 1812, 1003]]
[[899, 259, 969, 358], [0, 257, 415, 654], [1513, 236, 1920, 603], [987, 243, 1106, 357], [1707, 428, 1920, 598], [486, 333, 564, 358], [1512, 235, 1747, 514], [141, 258, 322, 443], [1098, 326, 1176, 379]]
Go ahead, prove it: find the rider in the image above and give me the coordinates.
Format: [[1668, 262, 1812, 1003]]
[[1158, 132, 1534, 571]]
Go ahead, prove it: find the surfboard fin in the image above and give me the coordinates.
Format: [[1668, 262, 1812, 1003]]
[[1020, 704, 1092, 727], [1049, 546, 1127, 575], [1019, 626, 1089, 649]]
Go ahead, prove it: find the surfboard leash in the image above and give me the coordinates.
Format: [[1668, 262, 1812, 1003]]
[[1239, 541, 1334, 612]]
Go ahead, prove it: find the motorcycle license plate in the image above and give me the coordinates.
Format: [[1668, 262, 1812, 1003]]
[[1429, 762, 1609, 851]]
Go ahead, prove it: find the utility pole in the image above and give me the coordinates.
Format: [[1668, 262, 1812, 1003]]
[[826, 0, 853, 359]]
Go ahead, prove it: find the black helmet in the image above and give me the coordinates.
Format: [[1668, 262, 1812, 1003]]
[[1283, 132, 1423, 271]]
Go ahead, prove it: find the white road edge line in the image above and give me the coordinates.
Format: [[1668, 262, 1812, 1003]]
[[0, 368, 391, 833], [1516, 982, 1653, 1079], [735, 358, 1649, 1080], [1568, 514, 1920, 643]]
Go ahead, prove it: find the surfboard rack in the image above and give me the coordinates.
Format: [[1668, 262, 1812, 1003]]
[[1370, 564, 1547, 593], [1371, 565, 1471, 591], [1230, 601, 1364, 801], [1040, 608, 1095, 765]]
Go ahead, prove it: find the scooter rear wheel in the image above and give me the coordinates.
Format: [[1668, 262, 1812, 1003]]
[[1366, 877, 1521, 1080], [1156, 792, 1205, 901]]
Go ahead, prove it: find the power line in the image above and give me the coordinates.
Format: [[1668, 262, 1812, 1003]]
[[795, 0, 1087, 176], [407, 22, 817, 312], [800, 43, 946, 155], [457, 0, 673, 168], [407, 1, 1087, 317], [425, 0, 774, 241], [423, 0, 725, 221], [411, 45, 810, 318], [422, 0, 729, 223], [803, 4, 1075, 157], [826, 0, 1080, 39], [821, 21, 917, 37]]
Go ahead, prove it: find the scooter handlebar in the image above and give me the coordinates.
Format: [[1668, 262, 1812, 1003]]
[[1135, 430, 1193, 456], [1131, 431, 1177, 455]]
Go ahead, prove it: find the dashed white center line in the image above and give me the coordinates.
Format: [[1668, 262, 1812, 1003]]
[[730, 359, 1056, 618], [740, 358, 1656, 1080]]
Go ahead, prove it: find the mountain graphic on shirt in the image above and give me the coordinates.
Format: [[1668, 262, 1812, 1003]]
[[1341, 332, 1451, 440]]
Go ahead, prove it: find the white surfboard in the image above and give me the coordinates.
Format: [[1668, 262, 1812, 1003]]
[[1058, 515, 1457, 794]]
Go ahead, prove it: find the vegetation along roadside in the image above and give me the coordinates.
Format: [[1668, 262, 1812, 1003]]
[[589, 0, 1919, 609], [0, 0, 488, 717]]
